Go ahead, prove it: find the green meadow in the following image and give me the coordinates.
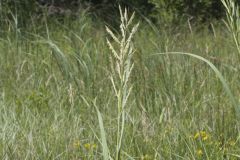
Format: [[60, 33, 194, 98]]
[[0, 2, 240, 160]]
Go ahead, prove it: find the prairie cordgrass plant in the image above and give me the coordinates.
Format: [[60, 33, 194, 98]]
[[104, 7, 139, 160], [94, 7, 139, 160], [1, 2, 240, 160]]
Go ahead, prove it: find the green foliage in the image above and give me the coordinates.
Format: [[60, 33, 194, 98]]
[[149, 0, 225, 24], [2, 0, 239, 26], [0, 0, 39, 27], [1, 8, 240, 158], [221, 0, 240, 59], [148, 0, 177, 24], [0, 0, 229, 26]]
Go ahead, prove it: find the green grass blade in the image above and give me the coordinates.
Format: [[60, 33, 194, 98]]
[[46, 40, 72, 81], [94, 102, 111, 160], [227, 153, 240, 158], [151, 52, 240, 121]]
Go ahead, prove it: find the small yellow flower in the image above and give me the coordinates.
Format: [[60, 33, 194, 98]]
[[92, 143, 97, 149], [84, 143, 97, 150], [202, 135, 209, 141], [194, 132, 200, 139], [200, 131, 208, 140], [194, 131, 209, 141], [84, 143, 91, 150], [200, 131, 206, 136], [197, 149, 203, 156]]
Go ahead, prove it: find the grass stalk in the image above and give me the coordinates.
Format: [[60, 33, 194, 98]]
[[106, 7, 139, 160], [221, 0, 240, 57]]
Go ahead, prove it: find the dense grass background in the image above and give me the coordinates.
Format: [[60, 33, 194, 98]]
[[0, 9, 240, 159]]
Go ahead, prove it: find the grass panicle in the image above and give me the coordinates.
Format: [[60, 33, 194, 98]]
[[106, 6, 139, 160]]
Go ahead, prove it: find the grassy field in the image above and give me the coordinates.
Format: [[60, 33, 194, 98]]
[[0, 6, 240, 160]]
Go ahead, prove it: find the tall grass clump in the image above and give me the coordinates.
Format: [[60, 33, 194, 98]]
[[221, 0, 240, 119], [96, 6, 139, 160], [147, 0, 240, 125], [152, 52, 240, 122], [221, 0, 240, 57]]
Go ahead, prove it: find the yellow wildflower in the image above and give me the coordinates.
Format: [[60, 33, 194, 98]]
[[92, 143, 97, 149], [194, 131, 209, 141], [84, 143, 91, 150], [197, 149, 203, 156], [194, 132, 200, 139], [202, 135, 209, 141], [200, 131, 209, 140], [84, 143, 97, 150]]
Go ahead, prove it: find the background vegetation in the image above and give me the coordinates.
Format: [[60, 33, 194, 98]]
[[0, 0, 240, 159], [1, 0, 240, 25]]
